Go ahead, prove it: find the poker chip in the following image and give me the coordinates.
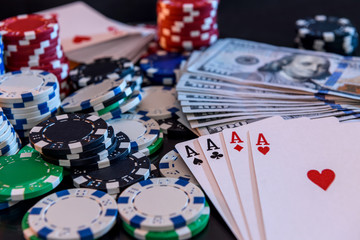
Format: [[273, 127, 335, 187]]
[[122, 201, 210, 240], [157, 0, 219, 51], [22, 211, 41, 240], [72, 151, 151, 194], [295, 15, 359, 55], [72, 131, 131, 171], [139, 51, 188, 85], [0, 111, 22, 155], [139, 131, 164, 156], [99, 90, 142, 120], [69, 57, 134, 89], [0, 199, 20, 210], [0, 14, 70, 97], [136, 86, 180, 120], [107, 114, 160, 152], [61, 74, 129, 112], [29, 113, 108, 155], [159, 149, 199, 185], [158, 117, 195, 138], [27, 188, 117, 240], [117, 177, 206, 231], [0, 151, 63, 201]]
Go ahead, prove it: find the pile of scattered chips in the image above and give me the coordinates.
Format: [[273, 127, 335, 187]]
[[0, 70, 60, 141], [157, 0, 219, 51], [23, 188, 117, 240], [0, 14, 70, 97], [63, 61, 144, 120], [69, 57, 134, 90], [0, 109, 21, 156], [0, 150, 63, 209], [139, 50, 188, 85], [294, 15, 359, 55], [118, 177, 209, 240]]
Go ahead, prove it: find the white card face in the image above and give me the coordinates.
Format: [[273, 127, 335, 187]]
[[175, 139, 242, 239], [248, 118, 360, 240], [38, 1, 131, 52], [198, 133, 251, 240]]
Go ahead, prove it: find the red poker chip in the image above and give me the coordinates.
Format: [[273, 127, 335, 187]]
[[157, 0, 219, 12], [5, 52, 64, 67], [5, 45, 62, 61], [4, 37, 60, 53], [158, 16, 217, 28], [159, 33, 218, 50], [0, 14, 59, 41], [157, 8, 217, 21], [156, 4, 217, 16], [3, 29, 60, 46], [6, 56, 69, 71], [158, 24, 218, 37]]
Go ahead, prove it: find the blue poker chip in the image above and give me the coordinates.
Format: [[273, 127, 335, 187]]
[[139, 50, 188, 80], [0, 200, 20, 210]]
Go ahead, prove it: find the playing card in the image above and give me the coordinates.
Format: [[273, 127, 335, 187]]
[[198, 133, 251, 240], [247, 117, 360, 240], [175, 139, 243, 239]]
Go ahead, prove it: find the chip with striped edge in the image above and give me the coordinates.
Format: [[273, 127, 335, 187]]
[[117, 177, 205, 231], [27, 188, 117, 240]]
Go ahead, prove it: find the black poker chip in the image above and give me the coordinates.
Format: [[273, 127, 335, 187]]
[[71, 151, 151, 193], [69, 57, 134, 89], [29, 113, 109, 155], [157, 117, 196, 139]]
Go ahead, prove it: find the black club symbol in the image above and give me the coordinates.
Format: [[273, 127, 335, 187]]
[[210, 151, 223, 160]]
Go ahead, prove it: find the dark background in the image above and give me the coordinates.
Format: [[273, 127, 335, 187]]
[[0, 0, 359, 239]]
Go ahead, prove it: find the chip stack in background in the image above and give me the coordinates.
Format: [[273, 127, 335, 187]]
[[0, 70, 60, 143], [0, 14, 71, 98], [157, 0, 219, 52], [294, 15, 359, 55]]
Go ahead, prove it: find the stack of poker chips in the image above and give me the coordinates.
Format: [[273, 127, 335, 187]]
[[68, 57, 135, 90], [0, 14, 71, 98], [62, 66, 144, 121], [28, 113, 152, 195], [157, 0, 219, 51], [139, 50, 189, 85], [117, 178, 210, 240], [294, 15, 359, 55], [0, 109, 21, 156], [0, 70, 60, 142]]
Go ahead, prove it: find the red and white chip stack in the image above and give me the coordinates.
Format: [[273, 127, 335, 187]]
[[157, 0, 219, 52], [0, 14, 71, 98]]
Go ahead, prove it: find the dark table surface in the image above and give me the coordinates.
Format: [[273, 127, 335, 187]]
[[1, 0, 360, 239]]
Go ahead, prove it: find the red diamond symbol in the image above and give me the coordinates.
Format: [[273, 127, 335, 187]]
[[234, 144, 243, 152]]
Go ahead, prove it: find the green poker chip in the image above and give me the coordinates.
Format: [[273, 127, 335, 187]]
[[0, 151, 63, 201], [18, 145, 37, 154], [22, 211, 41, 240], [139, 131, 164, 156], [97, 96, 130, 116], [122, 201, 210, 240]]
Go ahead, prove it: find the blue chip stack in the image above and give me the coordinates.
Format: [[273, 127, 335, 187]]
[[0, 35, 4, 75], [0, 109, 21, 156], [139, 50, 189, 86], [295, 15, 359, 56]]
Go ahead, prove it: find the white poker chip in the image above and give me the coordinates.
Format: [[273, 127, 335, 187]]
[[136, 86, 179, 120], [28, 188, 117, 240], [117, 177, 205, 231], [159, 149, 199, 185], [106, 114, 160, 152], [61, 74, 130, 112], [0, 70, 58, 104]]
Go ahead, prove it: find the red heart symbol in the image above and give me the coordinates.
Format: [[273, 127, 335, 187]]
[[307, 169, 335, 191], [257, 146, 269, 155], [107, 26, 120, 34], [72, 35, 91, 44]]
